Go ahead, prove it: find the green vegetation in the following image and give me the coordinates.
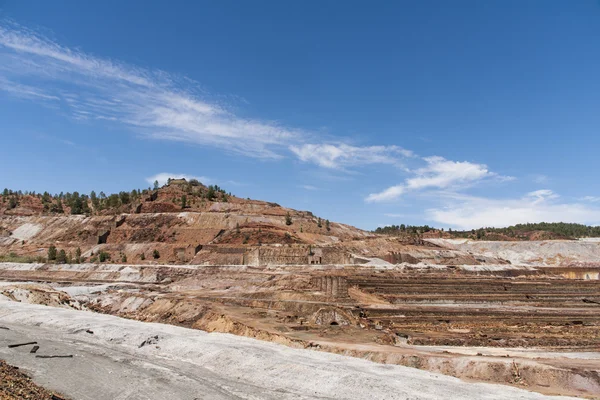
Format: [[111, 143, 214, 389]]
[[285, 212, 293, 225], [47, 245, 57, 261], [325, 219, 330, 231], [56, 249, 67, 264], [98, 251, 110, 262], [153, 249, 160, 259], [0, 253, 41, 263], [1, 178, 233, 216], [375, 222, 600, 240]]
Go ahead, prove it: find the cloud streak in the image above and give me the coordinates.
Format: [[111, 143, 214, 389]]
[[290, 143, 413, 169], [366, 157, 512, 202], [0, 21, 302, 159]]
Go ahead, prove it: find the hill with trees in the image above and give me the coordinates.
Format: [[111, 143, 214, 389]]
[[375, 222, 600, 241]]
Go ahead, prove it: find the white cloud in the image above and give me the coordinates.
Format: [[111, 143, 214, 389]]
[[406, 156, 492, 190], [525, 189, 559, 204], [299, 185, 319, 191], [532, 174, 549, 184], [365, 185, 405, 202], [290, 143, 413, 169], [581, 196, 600, 203], [0, 76, 60, 101], [426, 191, 600, 230], [366, 157, 512, 203], [383, 213, 408, 218], [0, 22, 301, 159], [146, 173, 210, 187]]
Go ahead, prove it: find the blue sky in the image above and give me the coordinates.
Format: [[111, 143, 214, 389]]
[[1, 0, 600, 230]]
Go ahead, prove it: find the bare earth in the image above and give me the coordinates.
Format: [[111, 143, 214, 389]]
[[0, 300, 577, 400]]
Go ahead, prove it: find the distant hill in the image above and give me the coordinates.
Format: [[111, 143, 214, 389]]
[[375, 222, 600, 241]]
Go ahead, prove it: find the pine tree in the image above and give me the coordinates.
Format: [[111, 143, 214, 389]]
[[285, 212, 293, 225], [57, 249, 67, 264], [48, 245, 57, 261]]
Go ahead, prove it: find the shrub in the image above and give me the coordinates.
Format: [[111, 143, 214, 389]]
[[99, 251, 110, 262], [56, 249, 67, 264], [47, 245, 57, 261], [285, 212, 292, 226], [153, 249, 160, 259]]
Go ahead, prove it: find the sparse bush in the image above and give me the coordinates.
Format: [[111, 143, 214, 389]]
[[47, 245, 57, 261], [121, 254, 127, 263], [140, 253, 146, 260], [0, 253, 38, 263], [285, 212, 292, 226], [99, 251, 110, 262], [153, 249, 160, 259]]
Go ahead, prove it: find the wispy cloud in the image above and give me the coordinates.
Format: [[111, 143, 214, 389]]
[[146, 173, 211, 187], [290, 143, 414, 169], [383, 213, 408, 218], [366, 156, 513, 202], [580, 196, 600, 203], [0, 21, 303, 159], [531, 174, 549, 184], [299, 184, 319, 191], [426, 190, 600, 230]]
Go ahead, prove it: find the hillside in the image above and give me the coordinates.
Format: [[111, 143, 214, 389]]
[[375, 222, 600, 241], [0, 179, 500, 266]]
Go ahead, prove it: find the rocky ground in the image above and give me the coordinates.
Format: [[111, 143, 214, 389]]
[[0, 258, 598, 398]]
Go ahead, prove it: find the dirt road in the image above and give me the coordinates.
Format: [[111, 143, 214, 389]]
[[0, 301, 578, 400]]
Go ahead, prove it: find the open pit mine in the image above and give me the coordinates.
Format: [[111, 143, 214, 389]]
[[0, 180, 598, 399]]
